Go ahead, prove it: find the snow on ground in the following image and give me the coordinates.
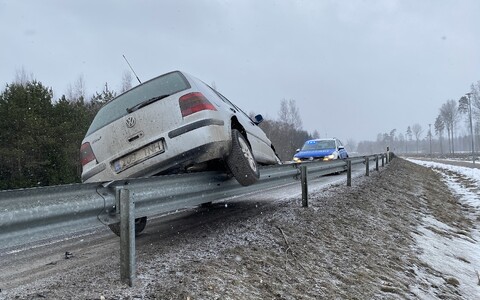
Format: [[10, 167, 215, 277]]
[[409, 159, 480, 298]]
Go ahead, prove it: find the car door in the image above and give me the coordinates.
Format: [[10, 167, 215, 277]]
[[214, 92, 274, 163], [336, 139, 347, 159]]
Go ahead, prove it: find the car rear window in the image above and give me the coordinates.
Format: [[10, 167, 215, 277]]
[[86, 71, 190, 136], [302, 140, 336, 150]]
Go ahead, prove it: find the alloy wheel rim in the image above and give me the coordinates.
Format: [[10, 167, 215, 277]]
[[238, 138, 257, 172]]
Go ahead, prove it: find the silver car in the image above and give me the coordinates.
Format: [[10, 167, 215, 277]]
[[80, 70, 280, 187]]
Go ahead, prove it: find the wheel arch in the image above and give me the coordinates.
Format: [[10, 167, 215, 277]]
[[230, 116, 250, 146]]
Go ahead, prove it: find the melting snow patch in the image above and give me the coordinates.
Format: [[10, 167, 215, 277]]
[[412, 215, 480, 298], [409, 158, 480, 298]]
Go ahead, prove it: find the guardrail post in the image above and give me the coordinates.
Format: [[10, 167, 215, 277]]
[[375, 155, 379, 171], [346, 159, 352, 187], [119, 188, 136, 287], [382, 154, 385, 167], [300, 165, 308, 207], [365, 157, 370, 176]]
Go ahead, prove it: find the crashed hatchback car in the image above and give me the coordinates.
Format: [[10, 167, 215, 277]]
[[80, 70, 280, 187], [293, 138, 348, 163]]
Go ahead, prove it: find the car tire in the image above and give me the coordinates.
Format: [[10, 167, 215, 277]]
[[226, 129, 260, 186], [108, 216, 147, 237]]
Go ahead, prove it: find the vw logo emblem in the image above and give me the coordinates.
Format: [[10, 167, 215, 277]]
[[126, 116, 136, 128]]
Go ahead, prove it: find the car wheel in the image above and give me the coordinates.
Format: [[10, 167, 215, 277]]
[[108, 216, 147, 237], [226, 129, 260, 186]]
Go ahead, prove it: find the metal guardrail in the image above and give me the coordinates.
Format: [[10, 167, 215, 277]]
[[0, 153, 392, 285]]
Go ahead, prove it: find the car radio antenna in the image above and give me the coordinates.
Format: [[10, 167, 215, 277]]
[[122, 54, 142, 84]]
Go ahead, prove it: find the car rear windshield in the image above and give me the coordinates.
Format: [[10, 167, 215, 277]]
[[302, 140, 335, 151], [85, 71, 190, 136]]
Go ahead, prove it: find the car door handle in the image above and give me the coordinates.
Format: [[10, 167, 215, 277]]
[[230, 108, 236, 113]]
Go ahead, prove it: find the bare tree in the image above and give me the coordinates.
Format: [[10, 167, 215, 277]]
[[14, 67, 33, 86], [471, 81, 480, 113], [66, 75, 86, 102], [434, 115, 445, 154], [397, 133, 405, 153], [468, 81, 480, 149], [259, 99, 307, 160], [411, 123, 423, 153], [389, 129, 396, 150], [440, 100, 460, 154], [278, 100, 288, 122], [346, 138, 357, 152], [406, 126, 412, 153], [288, 100, 303, 130], [277, 99, 302, 130], [120, 71, 133, 93], [439, 108, 451, 153]]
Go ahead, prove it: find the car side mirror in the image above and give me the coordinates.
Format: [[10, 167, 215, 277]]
[[254, 114, 264, 125], [296, 148, 300, 153], [338, 146, 344, 150]]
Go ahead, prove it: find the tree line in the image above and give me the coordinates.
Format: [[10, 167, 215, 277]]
[[357, 80, 480, 156], [0, 74, 314, 190]]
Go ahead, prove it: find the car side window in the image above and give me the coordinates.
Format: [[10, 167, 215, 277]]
[[215, 90, 236, 109]]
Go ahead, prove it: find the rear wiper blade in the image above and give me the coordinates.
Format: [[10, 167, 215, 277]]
[[126, 94, 170, 113]]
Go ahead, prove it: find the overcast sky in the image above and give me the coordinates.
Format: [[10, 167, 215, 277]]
[[1, 0, 479, 143]]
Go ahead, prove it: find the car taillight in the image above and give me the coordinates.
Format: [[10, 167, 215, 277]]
[[80, 142, 96, 166], [179, 92, 216, 117]]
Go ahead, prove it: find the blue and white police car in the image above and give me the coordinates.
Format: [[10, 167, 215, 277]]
[[293, 138, 348, 163]]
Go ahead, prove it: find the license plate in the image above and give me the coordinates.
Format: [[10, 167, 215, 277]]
[[113, 140, 165, 173]]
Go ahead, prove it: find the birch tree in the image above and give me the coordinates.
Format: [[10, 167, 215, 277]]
[[434, 115, 445, 154], [412, 123, 423, 153], [406, 126, 412, 153], [440, 100, 460, 154]]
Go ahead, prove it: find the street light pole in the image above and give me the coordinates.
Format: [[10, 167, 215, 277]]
[[466, 92, 475, 165]]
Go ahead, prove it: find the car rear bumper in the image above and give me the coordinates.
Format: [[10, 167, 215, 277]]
[[82, 121, 230, 183]]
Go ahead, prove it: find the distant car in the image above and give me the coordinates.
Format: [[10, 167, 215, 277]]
[[293, 138, 348, 163], [80, 70, 281, 187]]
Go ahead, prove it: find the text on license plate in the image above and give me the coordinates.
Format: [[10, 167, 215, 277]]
[[113, 140, 165, 173]]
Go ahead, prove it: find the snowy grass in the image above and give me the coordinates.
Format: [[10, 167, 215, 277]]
[[408, 159, 480, 298]]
